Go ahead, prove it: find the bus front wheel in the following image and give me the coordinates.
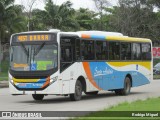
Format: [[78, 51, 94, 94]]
[[70, 80, 82, 101], [115, 77, 131, 95], [32, 94, 44, 101]]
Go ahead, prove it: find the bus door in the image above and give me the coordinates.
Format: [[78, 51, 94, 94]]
[[60, 35, 80, 76], [60, 35, 80, 94]]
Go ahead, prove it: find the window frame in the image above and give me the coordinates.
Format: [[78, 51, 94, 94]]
[[79, 38, 151, 62]]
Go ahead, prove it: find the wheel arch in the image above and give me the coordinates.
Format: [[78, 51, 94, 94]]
[[126, 74, 132, 87], [77, 76, 86, 92]]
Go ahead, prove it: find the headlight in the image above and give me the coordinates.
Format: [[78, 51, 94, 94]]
[[8, 75, 13, 83], [50, 76, 58, 84]]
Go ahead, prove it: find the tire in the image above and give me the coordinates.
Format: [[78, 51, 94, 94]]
[[115, 90, 121, 95], [32, 94, 44, 101], [85, 91, 98, 95], [115, 77, 131, 95], [70, 80, 82, 101]]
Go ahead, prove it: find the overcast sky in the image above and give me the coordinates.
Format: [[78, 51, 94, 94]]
[[14, 0, 118, 11]]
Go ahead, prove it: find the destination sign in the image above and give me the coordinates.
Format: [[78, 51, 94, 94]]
[[14, 34, 53, 42]]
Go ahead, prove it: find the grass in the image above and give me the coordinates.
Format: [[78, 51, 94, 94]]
[[0, 61, 9, 81], [106, 97, 160, 111], [153, 75, 160, 79], [76, 97, 160, 119], [0, 72, 8, 81], [153, 59, 160, 66]]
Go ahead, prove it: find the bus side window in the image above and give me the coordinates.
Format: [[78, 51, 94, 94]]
[[109, 42, 120, 60], [132, 43, 141, 60], [96, 41, 108, 60], [121, 42, 131, 60], [142, 43, 151, 60], [81, 40, 95, 60]]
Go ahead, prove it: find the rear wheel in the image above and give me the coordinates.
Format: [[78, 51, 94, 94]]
[[70, 80, 82, 101], [85, 91, 98, 95], [115, 77, 131, 95], [32, 94, 44, 101]]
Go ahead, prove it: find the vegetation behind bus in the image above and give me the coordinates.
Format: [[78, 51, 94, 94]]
[[0, 61, 9, 81], [0, 0, 160, 44]]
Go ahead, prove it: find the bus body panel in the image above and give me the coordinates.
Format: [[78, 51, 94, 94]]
[[9, 31, 152, 96], [82, 61, 151, 91], [9, 58, 151, 95], [59, 62, 98, 94]]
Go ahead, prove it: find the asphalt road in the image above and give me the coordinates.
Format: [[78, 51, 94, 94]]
[[0, 80, 160, 112]]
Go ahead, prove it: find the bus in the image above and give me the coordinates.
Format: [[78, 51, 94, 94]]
[[9, 30, 152, 101]]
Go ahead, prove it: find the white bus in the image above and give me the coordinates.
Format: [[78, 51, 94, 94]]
[[9, 30, 152, 101]]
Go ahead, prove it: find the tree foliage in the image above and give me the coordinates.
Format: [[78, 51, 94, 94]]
[[42, 0, 79, 31], [0, 0, 160, 43], [0, 0, 26, 43], [109, 0, 160, 41]]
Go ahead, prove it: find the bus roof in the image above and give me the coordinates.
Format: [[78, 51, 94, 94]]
[[12, 30, 151, 43], [76, 31, 151, 43], [60, 31, 151, 43]]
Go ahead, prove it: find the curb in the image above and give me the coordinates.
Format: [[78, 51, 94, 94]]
[[0, 81, 9, 88]]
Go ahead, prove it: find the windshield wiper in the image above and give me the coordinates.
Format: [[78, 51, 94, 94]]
[[34, 42, 46, 56], [20, 43, 29, 57]]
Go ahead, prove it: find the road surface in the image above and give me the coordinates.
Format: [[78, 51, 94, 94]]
[[0, 80, 160, 112]]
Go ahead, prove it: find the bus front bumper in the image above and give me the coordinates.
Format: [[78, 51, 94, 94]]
[[9, 79, 76, 95]]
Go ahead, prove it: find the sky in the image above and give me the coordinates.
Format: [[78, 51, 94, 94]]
[[14, 0, 118, 11]]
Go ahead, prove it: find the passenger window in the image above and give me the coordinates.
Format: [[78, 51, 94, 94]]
[[109, 42, 120, 60], [132, 43, 141, 60], [142, 43, 151, 60], [121, 43, 131, 60], [96, 41, 108, 60], [81, 40, 95, 60]]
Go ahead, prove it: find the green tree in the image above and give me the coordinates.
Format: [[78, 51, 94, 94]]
[[109, 0, 160, 42], [40, 0, 79, 31], [29, 9, 47, 30], [93, 0, 111, 30], [0, 0, 26, 43], [75, 8, 96, 30]]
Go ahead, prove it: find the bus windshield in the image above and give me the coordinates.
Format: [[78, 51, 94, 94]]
[[10, 44, 58, 71]]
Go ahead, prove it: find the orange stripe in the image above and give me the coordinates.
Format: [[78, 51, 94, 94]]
[[41, 77, 50, 88], [82, 62, 101, 90], [81, 34, 91, 39]]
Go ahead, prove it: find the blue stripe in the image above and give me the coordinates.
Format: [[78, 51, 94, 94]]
[[90, 35, 106, 40], [17, 83, 44, 88]]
